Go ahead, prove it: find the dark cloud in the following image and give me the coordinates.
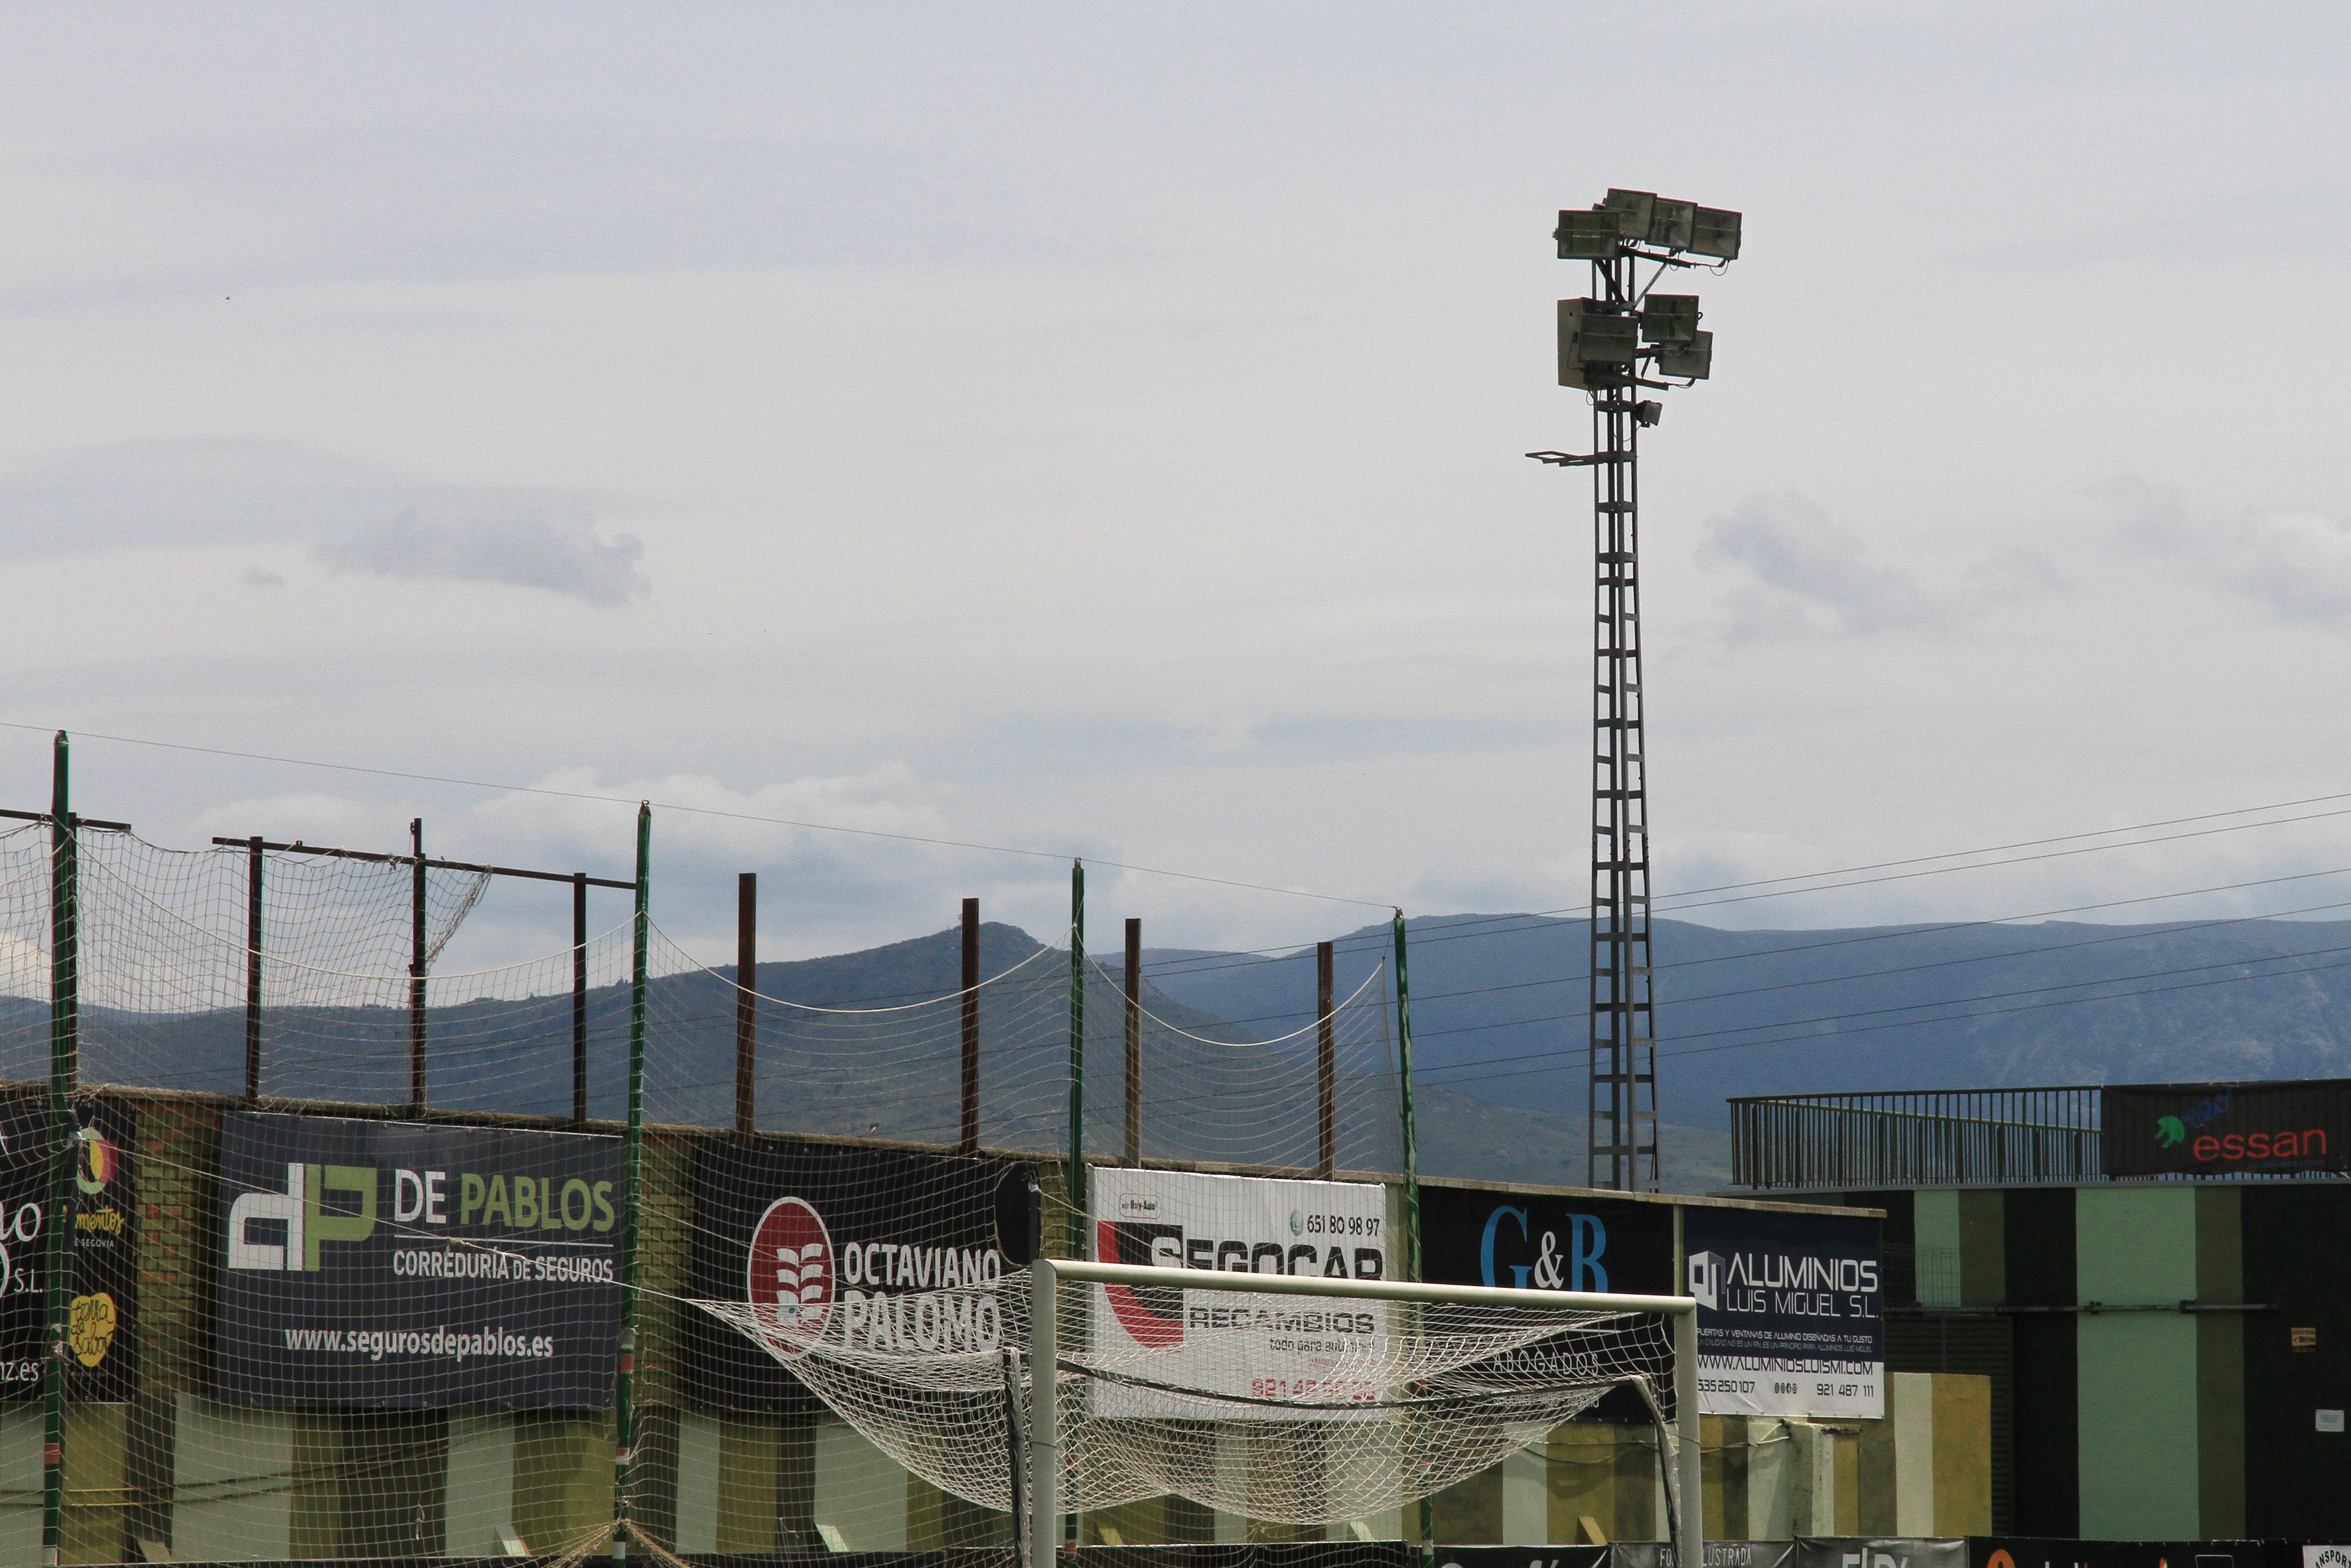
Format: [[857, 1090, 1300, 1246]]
[[1699, 491, 2064, 642], [2105, 476, 2351, 628]]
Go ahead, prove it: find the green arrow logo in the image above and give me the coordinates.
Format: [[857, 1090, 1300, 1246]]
[[2155, 1115, 2187, 1149]]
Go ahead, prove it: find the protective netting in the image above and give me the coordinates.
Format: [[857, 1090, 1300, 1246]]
[[698, 1271, 1672, 1526], [0, 810, 1650, 1560], [635, 928, 1402, 1177]]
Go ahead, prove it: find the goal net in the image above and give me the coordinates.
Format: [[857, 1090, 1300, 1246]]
[[697, 1230, 1697, 1549]]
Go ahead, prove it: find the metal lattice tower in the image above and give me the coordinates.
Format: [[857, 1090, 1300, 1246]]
[[1585, 246, 1659, 1193], [1533, 190, 1741, 1192]]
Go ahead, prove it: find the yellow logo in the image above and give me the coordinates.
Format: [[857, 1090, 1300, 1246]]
[[68, 1292, 117, 1368]]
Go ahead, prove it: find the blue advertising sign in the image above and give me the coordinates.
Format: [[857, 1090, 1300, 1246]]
[[1420, 1186, 1675, 1296]]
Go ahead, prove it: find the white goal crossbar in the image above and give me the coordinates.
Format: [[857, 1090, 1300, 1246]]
[[1025, 1257, 1702, 1566]]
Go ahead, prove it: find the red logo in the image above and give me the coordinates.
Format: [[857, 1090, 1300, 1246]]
[[1098, 1219, 1184, 1349], [747, 1197, 835, 1354]]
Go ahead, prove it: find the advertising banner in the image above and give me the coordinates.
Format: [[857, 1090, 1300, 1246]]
[[1684, 1205, 1882, 1419], [0, 1094, 137, 1402], [2102, 1079, 2351, 1176], [1089, 1167, 1390, 1419], [1421, 1186, 1674, 1296], [687, 1139, 1038, 1413], [1437, 1549, 1611, 1568], [214, 1111, 621, 1409], [1974, 1542, 2316, 1568]]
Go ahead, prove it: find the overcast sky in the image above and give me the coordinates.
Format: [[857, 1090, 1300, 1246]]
[[3, 4, 2348, 968]]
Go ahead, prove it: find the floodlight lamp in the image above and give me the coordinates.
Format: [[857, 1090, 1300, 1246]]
[[1638, 294, 1701, 344], [1655, 329, 1713, 380], [1557, 299, 1639, 388], [1555, 209, 1619, 260], [1687, 207, 1742, 261], [1647, 199, 1697, 251], [1633, 401, 1663, 428], [1603, 189, 1656, 240]]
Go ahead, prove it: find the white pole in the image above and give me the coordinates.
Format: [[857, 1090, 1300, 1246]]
[[1674, 1306, 1703, 1562], [1029, 1257, 1059, 1568]]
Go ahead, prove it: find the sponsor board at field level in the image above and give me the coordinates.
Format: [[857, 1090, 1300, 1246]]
[[214, 1111, 620, 1409], [1684, 1204, 1882, 1419], [1090, 1167, 1389, 1420], [687, 1141, 1038, 1413], [0, 1094, 137, 1403]]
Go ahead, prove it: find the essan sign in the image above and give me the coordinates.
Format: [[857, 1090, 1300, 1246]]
[[2103, 1080, 2350, 1177]]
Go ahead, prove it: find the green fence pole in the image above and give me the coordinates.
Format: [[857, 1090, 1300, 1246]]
[[42, 731, 74, 1568], [1393, 908, 1432, 1554], [1392, 908, 1421, 1282], [1066, 859, 1085, 1259], [614, 802, 650, 1561]]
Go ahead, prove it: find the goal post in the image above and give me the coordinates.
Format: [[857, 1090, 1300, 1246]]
[[1027, 1257, 1701, 1567]]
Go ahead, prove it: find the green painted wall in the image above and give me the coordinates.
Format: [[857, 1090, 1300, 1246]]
[[2074, 1186, 2200, 1538]]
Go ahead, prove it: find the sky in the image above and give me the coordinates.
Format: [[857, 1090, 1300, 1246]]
[[3, 3, 2350, 972]]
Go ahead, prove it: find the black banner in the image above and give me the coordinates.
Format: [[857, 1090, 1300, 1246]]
[[214, 1111, 621, 1409], [687, 1139, 1037, 1413], [0, 1094, 137, 1402], [1421, 1186, 1675, 1296], [1685, 1204, 1883, 1419], [1437, 1549, 1612, 1568], [1972, 1541, 2314, 1568], [2102, 1080, 2351, 1176]]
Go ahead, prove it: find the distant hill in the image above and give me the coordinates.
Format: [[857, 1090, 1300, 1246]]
[[1134, 912, 2351, 1133]]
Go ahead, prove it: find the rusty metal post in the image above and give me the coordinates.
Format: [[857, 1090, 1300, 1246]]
[[960, 898, 980, 1153], [735, 873, 757, 1136], [1317, 940, 1336, 1178]]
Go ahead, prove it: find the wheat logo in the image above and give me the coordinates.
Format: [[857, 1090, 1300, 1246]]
[[747, 1196, 836, 1354]]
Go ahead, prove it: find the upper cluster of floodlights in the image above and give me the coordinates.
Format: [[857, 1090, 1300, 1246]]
[[1554, 189, 1743, 394]]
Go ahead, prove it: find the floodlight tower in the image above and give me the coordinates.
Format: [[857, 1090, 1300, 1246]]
[[1531, 189, 1741, 1192]]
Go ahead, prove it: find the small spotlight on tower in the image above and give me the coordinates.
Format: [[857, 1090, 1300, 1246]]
[[1638, 294, 1701, 345], [1646, 199, 1697, 251], [1554, 210, 1620, 260], [1687, 207, 1743, 260], [1603, 189, 1657, 240], [1655, 330, 1713, 380], [1557, 300, 1639, 388]]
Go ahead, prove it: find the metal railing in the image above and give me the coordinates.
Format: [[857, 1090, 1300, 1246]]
[[1729, 1086, 2103, 1190]]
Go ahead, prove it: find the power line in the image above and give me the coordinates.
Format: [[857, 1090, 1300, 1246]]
[[1137, 863, 2351, 1034], [1135, 795, 2351, 985], [1422, 944, 2351, 1094], [1411, 927, 2351, 1088]]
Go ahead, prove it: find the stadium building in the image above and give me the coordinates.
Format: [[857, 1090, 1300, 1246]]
[[1723, 1078, 2351, 1538]]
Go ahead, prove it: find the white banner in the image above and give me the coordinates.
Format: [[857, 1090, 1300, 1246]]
[[1088, 1167, 1390, 1419]]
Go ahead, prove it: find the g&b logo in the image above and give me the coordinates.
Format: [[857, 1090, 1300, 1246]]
[[747, 1196, 835, 1354]]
